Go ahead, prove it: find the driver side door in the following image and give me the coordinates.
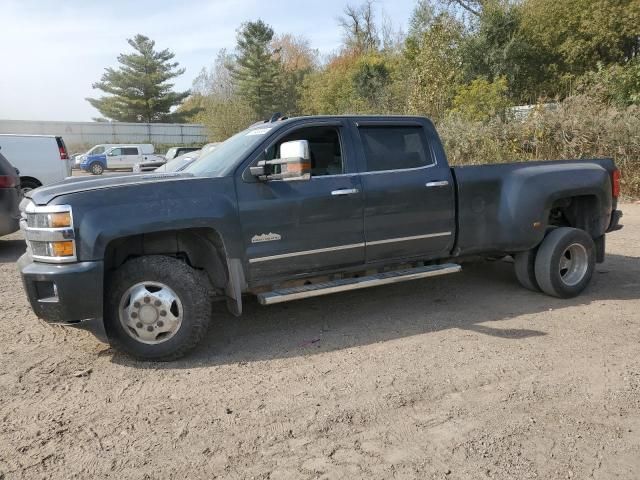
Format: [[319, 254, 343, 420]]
[[106, 148, 123, 169], [235, 121, 365, 284]]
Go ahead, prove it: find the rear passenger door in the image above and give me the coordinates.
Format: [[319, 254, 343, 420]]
[[353, 120, 456, 263], [121, 147, 140, 168]]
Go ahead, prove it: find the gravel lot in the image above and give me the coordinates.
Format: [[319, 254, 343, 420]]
[[1, 203, 639, 480]]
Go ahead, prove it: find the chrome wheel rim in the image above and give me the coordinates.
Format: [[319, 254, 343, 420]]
[[118, 281, 183, 345], [559, 243, 589, 287]]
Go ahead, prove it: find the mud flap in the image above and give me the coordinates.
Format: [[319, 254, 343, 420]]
[[225, 258, 246, 317], [594, 235, 605, 263]]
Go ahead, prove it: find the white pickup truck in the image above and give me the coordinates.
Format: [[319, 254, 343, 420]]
[[80, 145, 163, 175]]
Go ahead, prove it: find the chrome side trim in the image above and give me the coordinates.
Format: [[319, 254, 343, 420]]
[[258, 264, 462, 305], [367, 232, 452, 246], [249, 242, 365, 264], [248, 232, 452, 263], [426, 181, 449, 187], [331, 188, 359, 196], [359, 163, 437, 175]]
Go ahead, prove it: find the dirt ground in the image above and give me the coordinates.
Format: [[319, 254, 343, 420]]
[[1, 204, 639, 480]]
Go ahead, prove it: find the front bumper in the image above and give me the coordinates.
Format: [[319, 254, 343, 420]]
[[18, 253, 104, 324]]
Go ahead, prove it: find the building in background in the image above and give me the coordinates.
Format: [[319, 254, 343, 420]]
[[0, 120, 207, 152]]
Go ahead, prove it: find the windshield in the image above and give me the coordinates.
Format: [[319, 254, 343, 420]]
[[156, 151, 200, 172], [185, 126, 272, 177], [165, 147, 177, 159], [88, 146, 105, 155]]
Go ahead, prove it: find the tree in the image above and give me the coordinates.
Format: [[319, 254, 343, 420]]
[[192, 49, 236, 99], [338, 1, 380, 53], [352, 54, 391, 109], [460, 2, 555, 103], [229, 20, 281, 120], [406, 15, 464, 119], [451, 76, 510, 121], [87, 34, 190, 122], [271, 34, 318, 115], [521, 0, 640, 76]]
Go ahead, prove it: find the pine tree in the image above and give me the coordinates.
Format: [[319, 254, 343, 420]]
[[229, 20, 281, 120], [87, 34, 190, 122]]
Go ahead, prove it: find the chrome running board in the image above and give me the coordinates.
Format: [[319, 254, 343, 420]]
[[257, 263, 461, 305]]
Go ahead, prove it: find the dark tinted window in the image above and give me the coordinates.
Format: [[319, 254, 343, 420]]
[[265, 126, 343, 176], [359, 126, 433, 172], [123, 147, 138, 155]]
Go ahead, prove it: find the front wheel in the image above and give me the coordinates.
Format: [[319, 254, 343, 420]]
[[534, 227, 596, 298], [105, 256, 212, 361], [90, 162, 104, 175]]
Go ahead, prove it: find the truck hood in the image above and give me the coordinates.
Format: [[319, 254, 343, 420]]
[[28, 172, 194, 205]]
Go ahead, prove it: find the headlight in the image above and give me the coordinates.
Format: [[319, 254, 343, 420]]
[[21, 203, 76, 263]]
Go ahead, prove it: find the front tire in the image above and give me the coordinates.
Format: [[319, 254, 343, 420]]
[[105, 256, 212, 361], [534, 227, 595, 298], [90, 163, 104, 175]]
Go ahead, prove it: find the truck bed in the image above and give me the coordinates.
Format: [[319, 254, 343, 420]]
[[452, 158, 617, 256]]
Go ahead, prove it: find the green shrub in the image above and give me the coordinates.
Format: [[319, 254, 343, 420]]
[[439, 95, 640, 198]]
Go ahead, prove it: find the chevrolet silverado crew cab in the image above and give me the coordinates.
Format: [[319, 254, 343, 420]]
[[18, 116, 623, 361]]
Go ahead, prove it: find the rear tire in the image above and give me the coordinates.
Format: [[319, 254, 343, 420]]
[[513, 248, 540, 292], [105, 256, 212, 361], [534, 227, 595, 298], [90, 163, 104, 175]]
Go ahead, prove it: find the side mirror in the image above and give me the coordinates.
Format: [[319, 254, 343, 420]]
[[250, 140, 311, 182]]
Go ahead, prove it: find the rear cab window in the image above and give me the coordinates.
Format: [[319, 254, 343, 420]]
[[122, 147, 139, 155], [359, 126, 434, 172]]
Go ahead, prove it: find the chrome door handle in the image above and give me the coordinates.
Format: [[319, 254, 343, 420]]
[[426, 181, 449, 188], [331, 188, 359, 196]]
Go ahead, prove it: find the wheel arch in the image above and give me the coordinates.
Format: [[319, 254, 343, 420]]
[[104, 228, 230, 294], [19, 176, 42, 188]]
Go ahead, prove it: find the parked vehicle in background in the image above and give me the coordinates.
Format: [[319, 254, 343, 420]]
[[0, 151, 22, 237], [17, 115, 623, 361], [80, 145, 163, 175], [154, 151, 201, 173], [164, 146, 200, 161], [136, 143, 220, 173], [72, 144, 120, 168], [132, 158, 167, 173], [0, 134, 70, 194]]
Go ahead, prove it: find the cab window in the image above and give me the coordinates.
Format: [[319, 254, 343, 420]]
[[359, 126, 433, 172], [264, 126, 344, 177]]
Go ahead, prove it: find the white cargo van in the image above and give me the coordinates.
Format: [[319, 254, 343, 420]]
[[0, 134, 71, 193]]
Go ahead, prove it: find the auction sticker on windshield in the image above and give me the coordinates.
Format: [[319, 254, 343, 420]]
[[246, 128, 272, 136]]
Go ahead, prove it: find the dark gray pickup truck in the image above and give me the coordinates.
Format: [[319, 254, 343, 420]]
[[18, 116, 623, 360]]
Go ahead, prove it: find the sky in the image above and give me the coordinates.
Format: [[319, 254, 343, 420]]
[[0, 0, 417, 122]]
